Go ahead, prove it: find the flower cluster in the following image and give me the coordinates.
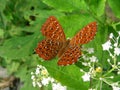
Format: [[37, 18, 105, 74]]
[[80, 47, 100, 82], [101, 31, 120, 89], [31, 65, 67, 90], [80, 31, 120, 90], [102, 31, 120, 74], [102, 32, 120, 56]]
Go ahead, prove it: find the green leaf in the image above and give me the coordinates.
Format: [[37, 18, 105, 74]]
[[0, 34, 39, 59], [85, 0, 106, 17], [7, 61, 20, 73], [108, 0, 120, 18], [58, 14, 96, 38], [42, 59, 89, 90], [42, 0, 87, 12], [0, 0, 7, 12]]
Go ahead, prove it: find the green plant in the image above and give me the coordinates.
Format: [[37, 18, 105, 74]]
[[0, 0, 120, 90]]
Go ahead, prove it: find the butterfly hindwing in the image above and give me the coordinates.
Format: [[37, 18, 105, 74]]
[[70, 22, 97, 45], [35, 39, 62, 60], [41, 16, 66, 42], [58, 45, 82, 66]]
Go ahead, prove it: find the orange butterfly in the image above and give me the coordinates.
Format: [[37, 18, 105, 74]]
[[35, 16, 97, 66]]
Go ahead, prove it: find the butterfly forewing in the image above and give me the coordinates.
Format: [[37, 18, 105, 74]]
[[58, 45, 82, 66], [41, 16, 66, 42], [70, 22, 97, 45], [35, 39, 62, 60]]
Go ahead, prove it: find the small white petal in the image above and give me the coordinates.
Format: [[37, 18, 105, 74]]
[[89, 56, 98, 62], [31, 72, 34, 75], [87, 48, 94, 54], [118, 62, 120, 65], [82, 62, 88, 66], [112, 86, 120, 90], [114, 47, 120, 56], [117, 71, 120, 75], [102, 40, 112, 51], [52, 83, 67, 90], [35, 68, 40, 75], [49, 77, 55, 83], [32, 81, 36, 87], [82, 73, 90, 82], [114, 43, 118, 47], [31, 75, 35, 80], [109, 33, 113, 39], [107, 59, 110, 63], [41, 78, 50, 86]]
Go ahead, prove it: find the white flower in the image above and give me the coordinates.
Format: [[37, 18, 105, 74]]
[[31, 72, 34, 75], [111, 82, 120, 90], [112, 86, 120, 90], [35, 68, 40, 75], [90, 56, 98, 62], [114, 47, 120, 56], [31, 75, 35, 80], [82, 62, 88, 66], [32, 81, 36, 87], [109, 33, 113, 39], [82, 73, 90, 82], [41, 78, 50, 86], [82, 55, 89, 60], [49, 77, 55, 83], [114, 43, 118, 47], [87, 48, 94, 54], [102, 40, 112, 50], [118, 62, 120, 65], [37, 65, 42, 68], [117, 71, 120, 75], [52, 83, 67, 90]]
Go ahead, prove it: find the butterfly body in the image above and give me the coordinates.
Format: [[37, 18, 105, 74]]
[[35, 16, 97, 66]]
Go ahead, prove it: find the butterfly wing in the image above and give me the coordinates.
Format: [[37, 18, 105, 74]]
[[35, 39, 62, 60], [70, 22, 97, 45], [58, 45, 82, 65], [36, 16, 66, 60], [41, 16, 66, 42], [58, 22, 97, 66]]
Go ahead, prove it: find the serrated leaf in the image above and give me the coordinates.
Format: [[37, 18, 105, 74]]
[[108, 0, 120, 18]]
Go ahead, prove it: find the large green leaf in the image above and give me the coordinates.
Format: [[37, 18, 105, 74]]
[[42, 58, 89, 90], [108, 0, 120, 19], [58, 14, 96, 38], [0, 33, 39, 59], [42, 0, 87, 12]]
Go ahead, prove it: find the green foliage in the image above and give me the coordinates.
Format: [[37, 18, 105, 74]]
[[0, 0, 120, 90]]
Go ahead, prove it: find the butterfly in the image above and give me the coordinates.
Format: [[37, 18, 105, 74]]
[[35, 16, 97, 66]]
